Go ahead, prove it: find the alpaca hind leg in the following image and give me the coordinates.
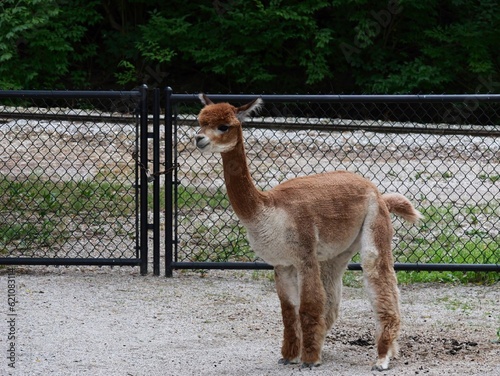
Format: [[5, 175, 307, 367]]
[[365, 267, 400, 371], [361, 210, 401, 371], [298, 259, 327, 368], [275, 265, 301, 365]]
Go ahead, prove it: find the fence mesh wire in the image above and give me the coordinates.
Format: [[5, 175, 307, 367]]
[[174, 98, 500, 268], [1, 93, 498, 271], [0, 95, 140, 261]]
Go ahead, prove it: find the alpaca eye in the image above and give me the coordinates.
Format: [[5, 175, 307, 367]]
[[218, 125, 230, 132]]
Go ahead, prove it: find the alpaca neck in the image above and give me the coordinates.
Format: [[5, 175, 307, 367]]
[[221, 139, 265, 221]]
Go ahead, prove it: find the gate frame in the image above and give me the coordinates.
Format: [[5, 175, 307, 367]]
[[0, 88, 149, 274], [165, 91, 500, 276]]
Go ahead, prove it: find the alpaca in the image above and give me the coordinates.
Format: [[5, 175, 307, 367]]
[[194, 94, 422, 371]]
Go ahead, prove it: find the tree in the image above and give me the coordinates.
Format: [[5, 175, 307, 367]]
[[1, 0, 498, 93], [120, 0, 499, 93], [0, 0, 101, 89], [335, 0, 500, 93], [113, 0, 339, 92]]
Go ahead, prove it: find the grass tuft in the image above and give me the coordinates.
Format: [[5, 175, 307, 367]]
[[1, 174, 135, 254]]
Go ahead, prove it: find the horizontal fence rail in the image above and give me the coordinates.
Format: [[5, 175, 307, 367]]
[[0, 89, 149, 273], [167, 91, 500, 275]]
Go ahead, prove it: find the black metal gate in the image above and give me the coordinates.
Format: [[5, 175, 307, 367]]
[[1, 89, 499, 276], [0, 89, 150, 274], [166, 91, 500, 276]]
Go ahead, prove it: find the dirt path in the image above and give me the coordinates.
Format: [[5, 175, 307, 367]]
[[1, 267, 499, 376]]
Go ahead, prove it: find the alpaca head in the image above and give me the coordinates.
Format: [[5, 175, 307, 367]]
[[195, 94, 263, 153]]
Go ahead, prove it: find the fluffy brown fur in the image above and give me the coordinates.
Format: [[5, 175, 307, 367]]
[[195, 94, 422, 371]]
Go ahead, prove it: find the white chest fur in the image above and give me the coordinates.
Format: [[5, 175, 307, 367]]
[[242, 207, 297, 266]]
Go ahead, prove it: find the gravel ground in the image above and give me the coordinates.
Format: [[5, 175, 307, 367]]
[[1, 266, 499, 376], [1, 111, 499, 375]]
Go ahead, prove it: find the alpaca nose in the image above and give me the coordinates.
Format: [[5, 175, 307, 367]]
[[195, 134, 210, 149]]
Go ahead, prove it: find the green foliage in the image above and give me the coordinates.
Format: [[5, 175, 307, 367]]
[[396, 270, 499, 285], [115, 60, 138, 86], [346, 0, 500, 93], [0, 175, 135, 217], [136, 12, 182, 64], [1, 0, 499, 92], [125, 0, 337, 90], [115, 0, 500, 93], [0, 0, 101, 89]]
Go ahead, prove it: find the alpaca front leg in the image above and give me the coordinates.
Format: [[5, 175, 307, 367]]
[[275, 265, 301, 365], [298, 261, 327, 368]]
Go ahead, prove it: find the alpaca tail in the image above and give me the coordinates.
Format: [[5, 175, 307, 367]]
[[382, 193, 423, 224]]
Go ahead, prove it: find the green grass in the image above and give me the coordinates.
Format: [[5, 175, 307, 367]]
[[478, 173, 500, 183], [1, 175, 135, 254], [177, 185, 500, 285], [1, 176, 135, 216], [177, 185, 229, 210], [149, 185, 229, 211], [0, 221, 57, 252], [396, 270, 499, 285], [392, 203, 499, 284], [413, 169, 455, 181], [190, 224, 252, 262], [5, 174, 496, 286]]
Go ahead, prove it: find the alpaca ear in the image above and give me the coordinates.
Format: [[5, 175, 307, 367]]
[[199, 93, 214, 106], [236, 98, 263, 121]]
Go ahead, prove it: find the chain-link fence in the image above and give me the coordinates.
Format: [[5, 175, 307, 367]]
[[169, 94, 500, 273], [0, 90, 148, 271], [2, 91, 498, 275]]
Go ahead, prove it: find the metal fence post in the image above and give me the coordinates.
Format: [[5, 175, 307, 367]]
[[152, 88, 161, 276], [165, 87, 174, 277], [139, 84, 149, 275]]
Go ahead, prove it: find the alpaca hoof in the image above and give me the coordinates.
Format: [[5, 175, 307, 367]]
[[278, 358, 300, 365], [371, 356, 390, 371], [301, 361, 321, 369]]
